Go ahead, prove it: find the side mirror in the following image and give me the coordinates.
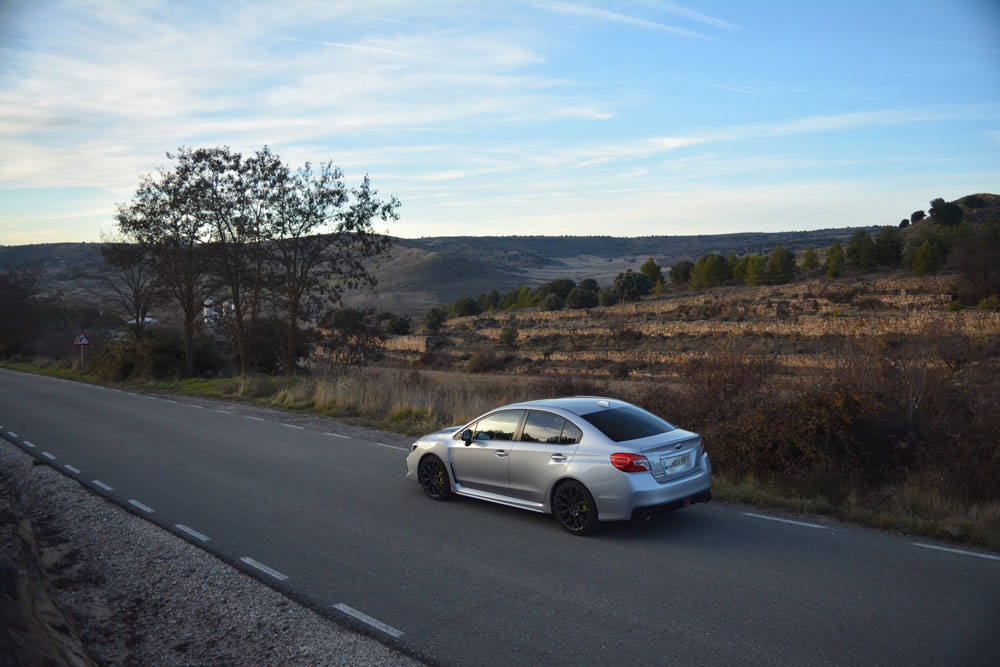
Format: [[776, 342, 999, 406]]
[[462, 429, 473, 445]]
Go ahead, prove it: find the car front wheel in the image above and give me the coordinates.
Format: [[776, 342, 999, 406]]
[[553, 481, 599, 535], [418, 455, 453, 501]]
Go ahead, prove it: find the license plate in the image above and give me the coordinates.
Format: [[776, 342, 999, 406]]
[[662, 452, 691, 474]]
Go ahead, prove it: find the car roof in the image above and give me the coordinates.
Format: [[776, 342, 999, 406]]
[[502, 396, 631, 416]]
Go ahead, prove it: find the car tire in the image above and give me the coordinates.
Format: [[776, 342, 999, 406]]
[[418, 455, 453, 501], [553, 480, 599, 535]]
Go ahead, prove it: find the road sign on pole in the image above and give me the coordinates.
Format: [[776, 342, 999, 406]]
[[74, 332, 90, 370]]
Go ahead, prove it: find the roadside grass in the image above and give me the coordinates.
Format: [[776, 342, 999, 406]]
[[3, 358, 998, 553]]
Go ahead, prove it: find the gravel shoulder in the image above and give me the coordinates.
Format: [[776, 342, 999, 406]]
[[0, 433, 421, 666]]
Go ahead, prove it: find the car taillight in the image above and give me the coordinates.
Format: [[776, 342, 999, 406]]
[[610, 453, 651, 473]]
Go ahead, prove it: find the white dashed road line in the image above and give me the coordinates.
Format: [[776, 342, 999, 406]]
[[163, 399, 177, 404], [246, 416, 264, 421], [64, 465, 82, 474], [215, 409, 230, 414], [374, 442, 407, 450], [912, 543, 1000, 562], [282, 424, 304, 430], [744, 512, 829, 530], [333, 603, 404, 638], [240, 557, 288, 581], [326, 433, 350, 439], [128, 499, 155, 513], [93, 480, 114, 491], [41, 451, 56, 460], [176, 524, 211, 542], [189, 404, 203, 409], [23, 441, 36, 448], [7, 431, 17, 438]]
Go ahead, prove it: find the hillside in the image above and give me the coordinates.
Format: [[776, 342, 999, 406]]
[[3, 193, 996, 315]]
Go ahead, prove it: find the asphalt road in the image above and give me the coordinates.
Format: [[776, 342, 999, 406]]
[[2, 368, 998, 666]]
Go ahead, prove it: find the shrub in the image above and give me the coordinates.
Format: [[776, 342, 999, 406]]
[[423, 307, 446, 334], [499, 322, 518, 350], [565, 287, 599, 309], [598, 287, 619, 307], [613, 270, 652, 302], [466, 347, 507, 373], [977, 296, 1000, 311], [541, 293, 564, 311]]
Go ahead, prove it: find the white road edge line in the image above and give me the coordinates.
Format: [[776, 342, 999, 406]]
[[23, 441, 36, 448], [326, 433, 350, 439], [246, 416, 264, 421], [240, 557, 288, 581], [128, 499, 154, 513], [282, 424, 304, 430], [912, 542, 1000, 562], [41, 451, 56, 460], [333, 603, 404, 638], [64, 465, 82, 474], [176, 524, 210, 542], [93, 480, 113, 491], [743, 512, 829, 530], [374, 442, 408, 450]]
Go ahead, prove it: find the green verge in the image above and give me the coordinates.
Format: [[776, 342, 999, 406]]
[[3, 360, 997, 553]]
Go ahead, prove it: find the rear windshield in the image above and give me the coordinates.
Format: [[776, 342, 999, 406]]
[[579, 406, 675, 442]]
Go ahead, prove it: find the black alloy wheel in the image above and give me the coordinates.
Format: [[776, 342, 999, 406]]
[[418, 455, 452, 501], [553, 481, 599, 535]]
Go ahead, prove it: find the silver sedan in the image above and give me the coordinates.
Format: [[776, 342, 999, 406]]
[[405, 397, 711, 534]]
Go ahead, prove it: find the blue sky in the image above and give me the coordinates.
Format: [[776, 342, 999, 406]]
[[1, 0, 998, 244]]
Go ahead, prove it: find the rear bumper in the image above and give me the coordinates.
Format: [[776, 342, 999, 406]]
[[631, 488, 711, 521], [589, 453, 712, 521]]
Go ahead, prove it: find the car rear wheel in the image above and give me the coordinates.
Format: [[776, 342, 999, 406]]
[[553, 481, 599, 535], [418, 455, 452, 501]]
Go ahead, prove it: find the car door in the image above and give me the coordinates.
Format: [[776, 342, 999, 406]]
[[451, 410, 525, 496], [507, 410, 583, 503]]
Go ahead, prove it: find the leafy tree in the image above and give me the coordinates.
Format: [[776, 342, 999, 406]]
[[874, 227, 904, 267], [423, 306, 446, 334], [639, 258, 663, 286], [512, 285, 536, 309], [598, 287, 619, 307], [962, 195, 986, 209], [535, 278, 575, 302], [478, 290, 501, 312], [670, 260, 693, 286], [565, 287, 599, 309], [904, 228, 950, 271], [913, 241, 940, 276], [845, 229, 876, 271], [801, 247, 820, 271], [929, 198, 963, 227], [449, 296, 482, 317], [689, 254, 730, 289], [950, 221, 1000, 304], [577, 278, 599, 293], [766, 246, 796, 284], [910, 210, 925, 223], [613, 270, 652, 302], [825, 243, 844, 279], [541, 293, 564, 310], [374, 312, 410, 335], [899, 219, 910, 228]]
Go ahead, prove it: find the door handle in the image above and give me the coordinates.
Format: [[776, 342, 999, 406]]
[[551, 454, 567, 462], [495, 450, 509, 458]]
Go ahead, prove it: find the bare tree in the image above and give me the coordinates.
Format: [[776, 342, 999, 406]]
[[94, 234, 159, 337], [116, 162, 216, 377], [273, 167, 396, 374]]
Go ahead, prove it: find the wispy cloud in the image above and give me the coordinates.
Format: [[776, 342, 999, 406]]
[[637, 1, 742, 31], [534, 2, 710, 39], [669, 75, 756, 95]]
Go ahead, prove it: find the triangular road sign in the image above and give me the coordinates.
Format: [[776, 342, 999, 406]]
[[74, 332, 91, 346]]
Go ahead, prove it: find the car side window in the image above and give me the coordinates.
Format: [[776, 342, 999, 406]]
[[558, 421, 584, 445], [520, 411, 567, 444], [472, 410, 524, 441]]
